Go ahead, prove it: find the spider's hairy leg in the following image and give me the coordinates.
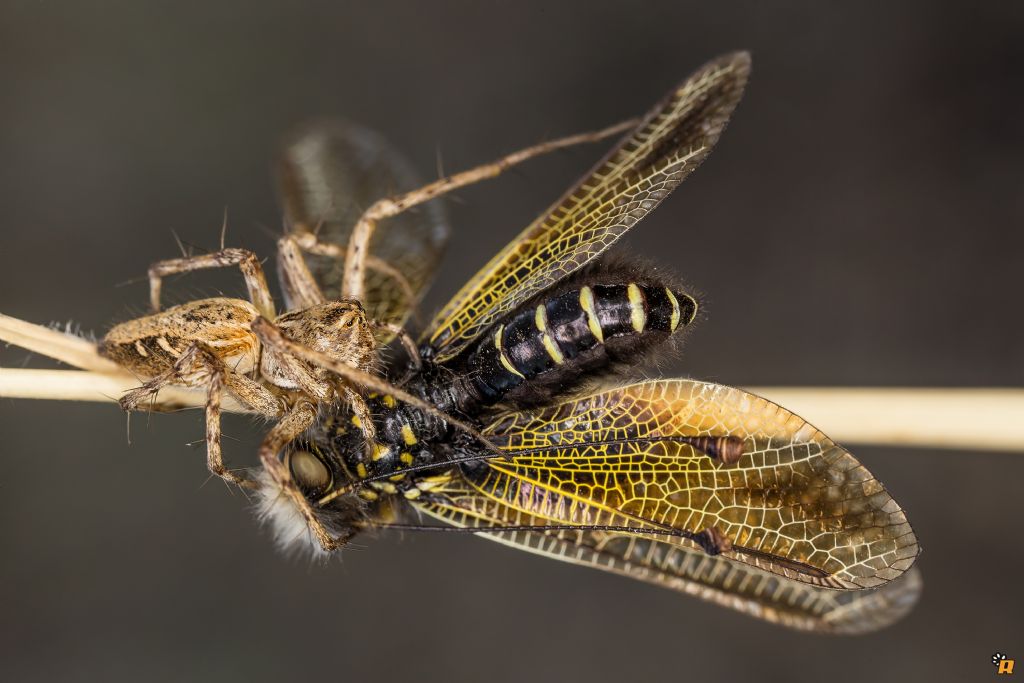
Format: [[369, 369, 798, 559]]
[[148, 247, 275, 318], [255, 314, 380, 449], [249, 316, 499, 455], [257, 401, 346, 551], [290, 118, 639, 301], [223, 373, 287, 418], [119, 342, 262, 488], [276, 235, 327, 311], [340, 384, 378, 454]]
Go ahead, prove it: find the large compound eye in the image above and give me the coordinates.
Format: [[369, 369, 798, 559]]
[[289, 449, 332, 494]]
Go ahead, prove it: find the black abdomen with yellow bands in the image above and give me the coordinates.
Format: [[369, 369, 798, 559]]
[[450, 282, 697, 412]]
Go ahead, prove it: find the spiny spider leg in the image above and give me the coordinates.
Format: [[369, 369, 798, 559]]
[[255, 320, 379, 451], [255, 401, 346, 549], [148, 247, 275, 318], [340, 385, 378, 452], [290, 118, 638, 302], [249, 316, 499, 456], [275, 235, 327, 310], [119, 343, 269, 488]]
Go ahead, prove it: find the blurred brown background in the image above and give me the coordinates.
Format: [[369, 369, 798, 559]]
[[1, 2, 1022, 682]]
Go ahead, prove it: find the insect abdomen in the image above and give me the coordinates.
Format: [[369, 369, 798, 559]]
[[455, 283, 697, 411]]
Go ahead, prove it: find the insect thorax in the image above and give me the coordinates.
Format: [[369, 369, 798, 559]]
[[315, 373, 459, 484]]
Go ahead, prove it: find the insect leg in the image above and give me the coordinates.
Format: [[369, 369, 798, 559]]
[[148, 248, 275, 318], [290, 118, 638, 301]]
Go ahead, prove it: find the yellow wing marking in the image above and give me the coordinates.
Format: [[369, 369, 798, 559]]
[[424, 53, 750, 361]]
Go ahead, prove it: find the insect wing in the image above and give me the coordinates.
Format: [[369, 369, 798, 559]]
[[413, 482, 921, 633], [424, 52, 750, 362], [278, 121, 450, 329], [448, 380, 919, 589]]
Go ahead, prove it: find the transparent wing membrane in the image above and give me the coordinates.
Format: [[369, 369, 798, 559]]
[[414, 483, 922, 634], [471, 380, 919, 590], [278, 121, 450, 329], [425, 52, 750, 361]]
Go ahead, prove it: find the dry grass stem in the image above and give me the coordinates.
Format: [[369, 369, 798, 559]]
[[3, 313, 1021, 451]]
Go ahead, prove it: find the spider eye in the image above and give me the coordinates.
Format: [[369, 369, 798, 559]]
[[345, 318, 355, 327], [289, 449, 331, 493]]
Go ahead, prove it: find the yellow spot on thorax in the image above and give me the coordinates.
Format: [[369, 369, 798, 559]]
[[371, 443, 391, 462], [401, 423, 418, 446], [356, 462, 368, 478], [627, 283, 646, 332], [371, 481, 397, 494], [382, 395, 396, 408], [399, 452, 414, 465], [351, 414, 362, 428], [535, 305, 565, 364]]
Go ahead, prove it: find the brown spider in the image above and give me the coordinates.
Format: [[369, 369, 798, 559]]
[[96, 121, 631, 548]]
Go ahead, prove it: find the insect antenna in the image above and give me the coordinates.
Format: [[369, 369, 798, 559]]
[[323, 434, 746, 501]]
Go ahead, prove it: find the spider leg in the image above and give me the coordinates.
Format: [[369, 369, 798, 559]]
[[148, 247, 275, 318], [291, 119, 638, 302]]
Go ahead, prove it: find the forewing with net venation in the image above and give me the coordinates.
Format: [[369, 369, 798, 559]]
[[455, 380, 919, 590], [424, 52, 750, 362], [414, 474, 922, 633], [278, 121, 450, 332]]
